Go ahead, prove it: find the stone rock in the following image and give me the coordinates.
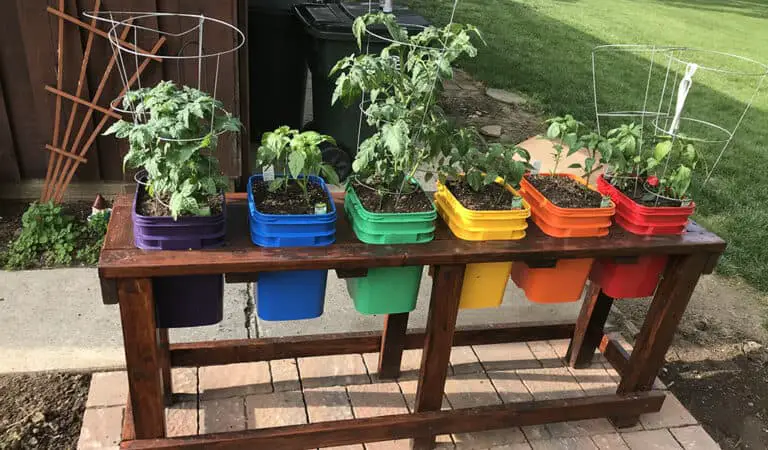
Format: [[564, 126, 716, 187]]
[[694, 319, 708, 331], [743, 340, 763, 353], [486, 87, 526, 105], [480, 125, 502, 138]]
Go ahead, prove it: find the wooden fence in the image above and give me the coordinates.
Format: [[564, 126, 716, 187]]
[[0, 0, 248, 191]]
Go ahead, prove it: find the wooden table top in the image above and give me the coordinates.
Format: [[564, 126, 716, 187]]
[[98, 192, 726, 279]]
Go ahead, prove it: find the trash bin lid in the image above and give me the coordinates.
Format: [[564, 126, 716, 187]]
[[295, 2, 429, 41], [250, 0, 332, 14]]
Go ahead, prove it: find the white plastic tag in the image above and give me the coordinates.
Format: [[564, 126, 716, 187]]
[[510, 197, 523, 209], [681, 198, 692, 207], [531, 160, 542, 175], [263, 165, 275, 182], [600, 196, 612, 208], [314, 203, 328, 215]]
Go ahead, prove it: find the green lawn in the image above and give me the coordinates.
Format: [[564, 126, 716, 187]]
[[405, 0, 768, 292]]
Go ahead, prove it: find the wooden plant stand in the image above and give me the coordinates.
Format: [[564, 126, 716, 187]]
[[98, 192, 725, 449]]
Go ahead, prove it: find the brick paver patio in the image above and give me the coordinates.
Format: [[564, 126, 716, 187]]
[[78, 339, 721, 449]]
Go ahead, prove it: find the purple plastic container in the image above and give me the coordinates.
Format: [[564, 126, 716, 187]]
[[133, 183, 225, 328]]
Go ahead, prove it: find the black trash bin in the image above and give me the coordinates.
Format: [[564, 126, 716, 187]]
[[295, 2, 429, 159], [248, 0, 310, 142]]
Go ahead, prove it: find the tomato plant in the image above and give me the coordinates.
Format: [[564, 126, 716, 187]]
[[104, 81, 241, 219]]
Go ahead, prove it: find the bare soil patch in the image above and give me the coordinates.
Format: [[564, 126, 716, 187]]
[[0, 372, 90, 450], [612, 275, 768, 449]]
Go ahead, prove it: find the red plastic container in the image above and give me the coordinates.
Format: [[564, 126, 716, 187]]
[[590, 254, 667, 298], [596, 175, 694, 235], [591, 175, 695, 299]]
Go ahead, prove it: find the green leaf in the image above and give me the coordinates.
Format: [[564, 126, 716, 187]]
[[568, 163, 582, 169], [288, 151, 306, 180], [654, 140, 673, 162]]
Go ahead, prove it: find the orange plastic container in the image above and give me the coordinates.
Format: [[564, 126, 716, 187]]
[[510, 258, 594, 303], [512, 173, 615, 303], [519, 173, 614, 236]]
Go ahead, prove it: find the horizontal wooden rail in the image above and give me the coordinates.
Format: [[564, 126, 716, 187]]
[[44, 145, 88, 164], [120, 392, 665, 449], [600, 333, 631, 376], [44, 85, 122, 119], [170, 322, 576, 367], [46, 7, 162, 61]]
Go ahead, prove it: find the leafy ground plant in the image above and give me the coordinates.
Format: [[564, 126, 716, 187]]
[[104, 81, 241, 219], [1, 202, 108, 270], [256, 127, 340, 205], [331, 13, 483, 199]]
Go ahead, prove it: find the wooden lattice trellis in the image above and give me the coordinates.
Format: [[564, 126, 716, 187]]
[[41, 0, 166, 203]]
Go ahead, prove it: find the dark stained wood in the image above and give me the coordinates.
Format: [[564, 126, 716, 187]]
[[101, 278, 119, 305], [702, 252, 721, 275], [0, 77, 20, 182], [618, 253, 710, 393], [414, 264, 465, 450], [377, 313, 409, 379], [335, 268, 369, 279], [225, 272, 258, 284], [566, 284, 614, 368], [118, 278, 166, 439], [119, 392, 665, 449], [170, 322, 576, 367], [158, 328, 173, 406], [122, 398, 136, 442], [599, 334, 630, 377], [99, 195, 727, 279], [613, 253, 710, 427], [236, 0, 250, 190]]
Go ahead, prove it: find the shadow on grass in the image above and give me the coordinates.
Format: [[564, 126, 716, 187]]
[[405, 0, 768, 292]]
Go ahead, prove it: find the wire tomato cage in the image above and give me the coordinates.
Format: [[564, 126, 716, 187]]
[[349, 0, 462, 196], [591, 45, 768, 205], [83, 11, 245, 209]]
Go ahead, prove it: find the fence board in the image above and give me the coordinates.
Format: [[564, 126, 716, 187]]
[[0, 78, 21, 182], [0, 0, 243, 187]]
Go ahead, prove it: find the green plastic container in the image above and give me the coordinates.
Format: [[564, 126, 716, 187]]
[[344, 183, 436, 315], [347, 266, 424, 315], [344, 184, 437, 244]]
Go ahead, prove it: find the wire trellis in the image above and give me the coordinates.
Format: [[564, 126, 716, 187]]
[[591, 44, 768, 203], [83, 11, 245, 208]]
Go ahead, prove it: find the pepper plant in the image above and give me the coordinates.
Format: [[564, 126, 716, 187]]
[[544, 115, 612, 184], [104, 81, 241, 219], [438, 127, 531, 197], [331, 13, 483, 196], [256, 126, 340, 205]]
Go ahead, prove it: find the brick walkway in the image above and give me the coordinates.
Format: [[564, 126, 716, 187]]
[[78, 339, 721, 449]]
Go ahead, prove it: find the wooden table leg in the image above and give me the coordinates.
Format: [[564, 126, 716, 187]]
[[566, 283, 614, 368], [412, 264, 465, 450], [118, 278, 166, 439], [158, 328, 173, 406], [612, 253, 709, 427], [378, 312, 410, 380]]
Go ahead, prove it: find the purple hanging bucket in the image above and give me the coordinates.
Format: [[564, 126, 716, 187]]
[[132, 182, 226, 328]]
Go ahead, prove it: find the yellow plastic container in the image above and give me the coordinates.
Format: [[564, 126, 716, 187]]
[[435, 180, 531, 309]]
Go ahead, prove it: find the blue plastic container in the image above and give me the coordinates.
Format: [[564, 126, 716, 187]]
[[248, 174, 337, 247], [248, 173, 337, 321]]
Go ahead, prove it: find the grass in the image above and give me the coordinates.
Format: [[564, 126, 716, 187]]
[[405, 0, 768, 292]]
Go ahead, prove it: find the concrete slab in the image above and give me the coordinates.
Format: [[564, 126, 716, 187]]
[[0, 269, 252, 373]]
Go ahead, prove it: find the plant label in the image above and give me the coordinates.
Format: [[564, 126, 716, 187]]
[[600, 196, 612, 208], [314, 203, 327, 215], [263, 165, 275, 182], [681, 198, 692, 207], [531, 160, 541, 175], [510, 196, 523, 209]]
